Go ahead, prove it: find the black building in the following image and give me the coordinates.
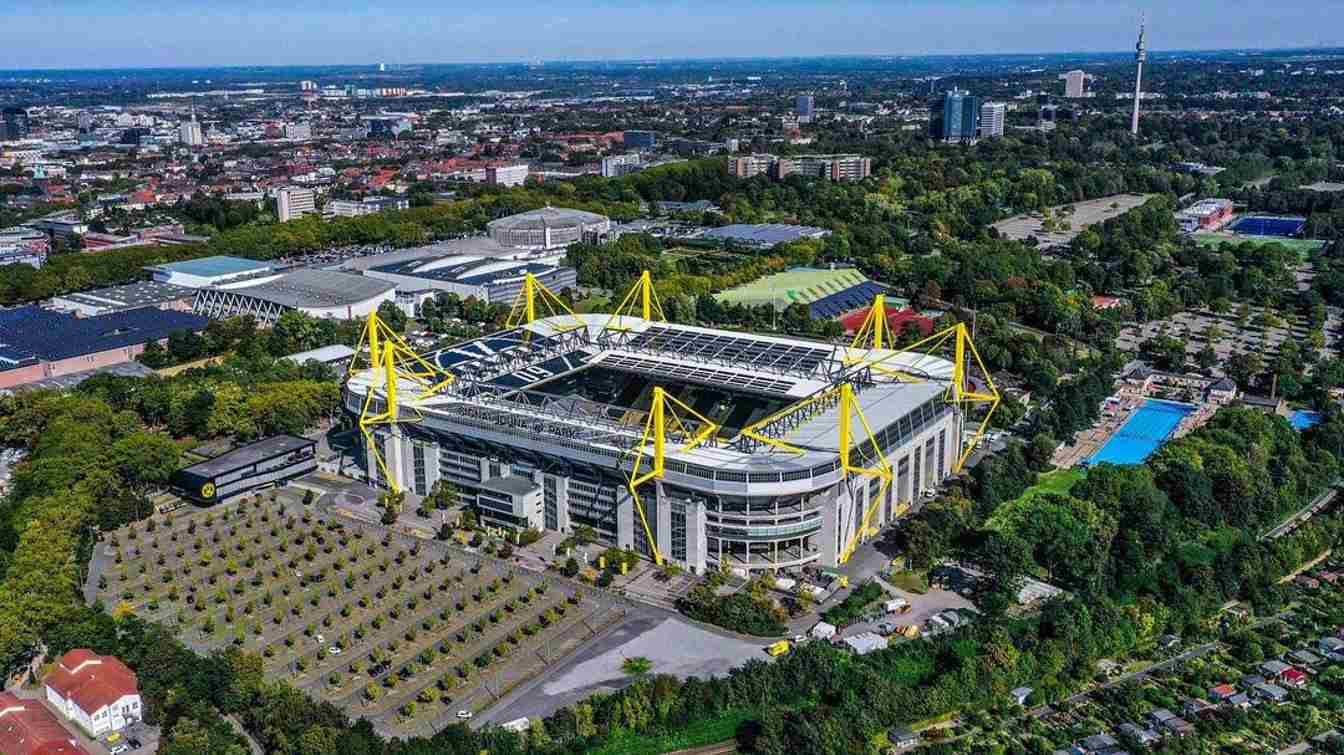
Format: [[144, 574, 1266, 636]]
[[172, 435, 317, 504], [2, 107, 30, 141]]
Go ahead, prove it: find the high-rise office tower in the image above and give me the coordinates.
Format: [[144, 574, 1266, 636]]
[[941, 90, 980, 143], [1132, 16, 1147, 136], [1061, 69, 1087, 98], [179, 115, 204, 147], [277, 187, 317, 222], [77, 111, 93, 134], [795, 94, 815, 120], [1, 107, 30, 141], [979, 102, 1006, 139]]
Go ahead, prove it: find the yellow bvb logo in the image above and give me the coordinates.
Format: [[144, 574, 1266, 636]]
[[201, 482, 216, 498]]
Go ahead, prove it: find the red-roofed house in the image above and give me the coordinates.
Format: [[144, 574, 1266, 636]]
[[44, 650, 141, 737], [839, 306, 935, 339], [1281, 668, 1308, 689], [0, 692, 91, 755]]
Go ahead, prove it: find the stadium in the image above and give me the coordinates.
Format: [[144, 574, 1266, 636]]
[[485, 206, 611, 250], [344, 278, 997, 574]]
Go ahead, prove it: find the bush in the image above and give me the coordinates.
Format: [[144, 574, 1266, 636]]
[[678, 585, 786, 637], [821, 580, 886, 627]]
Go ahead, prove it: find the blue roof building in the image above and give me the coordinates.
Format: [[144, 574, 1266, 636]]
[[0, 305, 208, 374]]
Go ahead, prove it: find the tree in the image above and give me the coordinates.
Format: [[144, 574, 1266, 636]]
[[377, 300, 408, 333], [561, 557, 580, 578], [1026, 433, 1058, 470]]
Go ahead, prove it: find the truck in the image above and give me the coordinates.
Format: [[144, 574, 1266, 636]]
[[884, 598, 911, 614], [766, 640, 791, 657], [901, 625, 922, 639], [501, 717, 531, 733]]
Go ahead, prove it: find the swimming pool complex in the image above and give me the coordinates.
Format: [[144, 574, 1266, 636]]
[[1088, 399, 1196, 465]]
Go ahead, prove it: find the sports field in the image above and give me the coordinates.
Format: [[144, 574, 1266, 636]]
[[1089, 399, 1194, 465], [1192, 232, 1326, 259], [714, 266, 877, 309], [1228, 215, 1306, 237]]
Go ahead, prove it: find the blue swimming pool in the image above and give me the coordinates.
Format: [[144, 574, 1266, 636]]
[[1088, 399, 1196, 466], [1290, 410, 1322, 431]]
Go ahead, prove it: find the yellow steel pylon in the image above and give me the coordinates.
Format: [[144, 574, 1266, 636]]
[[626, 386, 719, 565], [505, 273, 586, 332], [349, 309, 456, 494], [604, 270, 665, 331]]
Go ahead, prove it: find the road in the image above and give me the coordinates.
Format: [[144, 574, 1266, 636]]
[[1262, 487, 1338, 540], [1029, 641, 1220, 715]]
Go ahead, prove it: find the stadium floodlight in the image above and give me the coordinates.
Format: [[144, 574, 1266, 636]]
[[844, 294, 1001, 471], [604, 270, 665, 332], [504, 272, 585, 332], [348, 309, 456, 494], [626, 386, 720, 565]]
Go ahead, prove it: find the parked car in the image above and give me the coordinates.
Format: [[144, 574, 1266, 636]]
[[456, 710, 473, 720]]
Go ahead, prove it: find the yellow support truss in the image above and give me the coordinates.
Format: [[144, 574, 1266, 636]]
[[505, 273, 586, 332], [844, 294, 1000, 472], [604, 270, 665, 331], [349, 309, 457, 494], [626, 387, 720, 565], [836, 383, 894, 564]]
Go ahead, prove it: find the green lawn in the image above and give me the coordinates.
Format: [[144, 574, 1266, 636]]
[[575, 295, 611, 314], [1021, 468, 1087, 501], [587, 709, 754, 755], [1192, 233, 1326, 261]]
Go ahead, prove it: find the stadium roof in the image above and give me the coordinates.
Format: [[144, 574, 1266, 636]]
[[486, 206, 608, 231], [220, 269, 395, 308], [702, 223, 830, 246], [0, 305, 208, 363], [370, 255, 566, 286], [348, 314, 959, 473], [145, 255, 272, 278]]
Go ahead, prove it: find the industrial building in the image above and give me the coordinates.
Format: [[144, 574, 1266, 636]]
[[192, 268, 396, 325], [1176, 198, 1234, 232], [486, 206, 610, 250], [145, 255, 275, 288], [345, 298, 992, 575], [0, 305, 207, 389], [702, 223, 830, 247], [47, 280, 197, 317], [171, 435, 318, 504], [365, 255, 577, 305]]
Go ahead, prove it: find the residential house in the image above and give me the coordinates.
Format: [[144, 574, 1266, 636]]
[[1227, 692, 1254, 709], [0, 691, 91, 755], [1010, 687, 1033, 707], [1289, 649, 1324, 668], [1183, 698, 1216, 719], [889, 726, 919, 749], [1117, 722, 1161, 748], [1296, 575, 1321, 590], [1161, 716, 1195, 738], [1253, 682, 1290, 705], [1070, 733, 1120, 755], [44, 649, 141, 737], [1282, 668, 1309, 688], [1318, 636, 1344, 658], [1259, 660, 1292, 679], [1208, 683, 1238, 702]]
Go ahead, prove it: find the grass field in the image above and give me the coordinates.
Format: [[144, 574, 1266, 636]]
[[1192, 232, 1326, 261], [1020, 468, 1087, 501], [714, 267, 872, 308], [587, 709, 756, 755], [575, 295, 611, 314]]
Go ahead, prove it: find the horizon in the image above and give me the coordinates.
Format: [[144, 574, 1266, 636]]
[[5, 1, 1342, 70]]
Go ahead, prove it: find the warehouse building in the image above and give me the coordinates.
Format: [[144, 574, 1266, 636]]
[[171, 435, 318, 504], [192, 268, 396, 325], [47, 280, 197, 317], [0, 305, 207, 389], [145, 255, 276, 288]]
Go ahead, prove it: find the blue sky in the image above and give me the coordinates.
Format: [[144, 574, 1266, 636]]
[[4, 1, 1339, 69]]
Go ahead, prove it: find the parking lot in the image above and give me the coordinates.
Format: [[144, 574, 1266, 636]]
[[992, 194, 1150, 247], [1115, 304, 1341, 369]]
